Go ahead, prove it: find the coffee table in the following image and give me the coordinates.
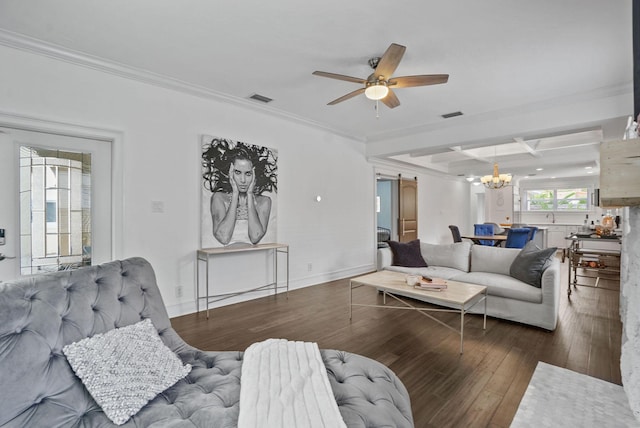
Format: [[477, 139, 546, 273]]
[[349, 270, 487, 353]]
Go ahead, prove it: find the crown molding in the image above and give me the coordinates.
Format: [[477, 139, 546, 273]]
[[0, 29, 365, 143]]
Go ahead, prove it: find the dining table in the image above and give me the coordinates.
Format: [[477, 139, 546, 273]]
[[461, 234, 508, 246]]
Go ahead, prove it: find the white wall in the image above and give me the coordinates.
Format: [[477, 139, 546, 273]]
[[484, 186, 514, 225], [420, 173, 470, 244], [0, 44, 376, 316]]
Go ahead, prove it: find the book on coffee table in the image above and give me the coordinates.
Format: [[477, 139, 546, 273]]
[[414, 277, 447, 291]]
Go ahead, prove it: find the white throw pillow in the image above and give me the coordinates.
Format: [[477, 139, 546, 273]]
[[63, 318, 191, 425]]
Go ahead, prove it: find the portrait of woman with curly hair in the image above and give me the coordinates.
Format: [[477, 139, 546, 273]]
[[201, 136, 278, 247]]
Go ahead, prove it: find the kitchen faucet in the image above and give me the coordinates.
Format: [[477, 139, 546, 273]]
[[546, 212, 555, 224]]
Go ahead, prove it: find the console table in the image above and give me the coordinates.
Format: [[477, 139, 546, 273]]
[[196, 243, 289, 318]]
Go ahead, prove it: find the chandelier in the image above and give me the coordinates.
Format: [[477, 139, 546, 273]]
[[481, 162, 512, 189]]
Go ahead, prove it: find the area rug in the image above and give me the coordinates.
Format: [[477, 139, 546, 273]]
[[510, 361, 637, 427]]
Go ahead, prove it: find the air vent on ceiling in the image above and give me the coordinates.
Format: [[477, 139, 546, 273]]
[[248, 93, 273, 103], [441, 111, 463, 119]]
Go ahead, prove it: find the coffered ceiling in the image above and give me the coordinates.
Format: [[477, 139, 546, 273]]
[[0, 0, 633, 182], [387, 125, 623, 183]]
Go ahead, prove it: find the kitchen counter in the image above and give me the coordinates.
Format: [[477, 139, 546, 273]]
[[524, 222, 622, 250], [528, 223, 583, 250], [528, 223, 581, 227]]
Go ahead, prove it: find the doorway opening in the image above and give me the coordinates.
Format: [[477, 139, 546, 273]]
[[0, 121, 117, 281], [375, 173, 418, 247], [376, 176, 398, 247]]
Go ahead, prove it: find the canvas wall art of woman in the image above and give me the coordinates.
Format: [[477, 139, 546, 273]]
[[201, 136, 278, 247]]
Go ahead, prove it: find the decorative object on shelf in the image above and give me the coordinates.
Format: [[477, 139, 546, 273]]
[[481, 162, 512, 189], [405, 274, 420, 286], [623, 115, 638, 140], [602, 211, 615, 231]]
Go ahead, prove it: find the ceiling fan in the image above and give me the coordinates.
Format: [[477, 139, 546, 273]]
[[312, 43, 449, 109]]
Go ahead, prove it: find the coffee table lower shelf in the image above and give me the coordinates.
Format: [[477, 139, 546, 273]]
[[349, 271, 487, 354]]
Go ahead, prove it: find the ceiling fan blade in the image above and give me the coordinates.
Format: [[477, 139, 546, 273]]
[[312, 71, 366, 84], [381, 89, 400, 109], [373, 43, 406, 79], [388, 74, 449, 88], [327, 87, 366, 105]]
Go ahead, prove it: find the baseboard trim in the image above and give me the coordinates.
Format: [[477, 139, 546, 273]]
[[166, 263, 375, 318]]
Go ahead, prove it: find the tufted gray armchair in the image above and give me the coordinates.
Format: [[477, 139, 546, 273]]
[[0, 257, 413, 427]]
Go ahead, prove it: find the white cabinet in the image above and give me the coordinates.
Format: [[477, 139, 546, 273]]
[[546, 225, 568, 249], [531, 227, 546, 248], [530, 224, 582, 249]]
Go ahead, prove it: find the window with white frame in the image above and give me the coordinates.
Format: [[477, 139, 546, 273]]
[[524, 187, 589, 211], [20, 146, 92, 274]]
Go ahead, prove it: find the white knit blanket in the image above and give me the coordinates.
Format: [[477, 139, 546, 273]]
[[238, 339, 347, 428]]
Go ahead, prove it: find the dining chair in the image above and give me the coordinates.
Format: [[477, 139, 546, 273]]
[[505, 228, 531, 248], [377, 226, 391, 248], [448, 225, 462, 243], [527, 226, 538, 242], [474, 223, 494, 246], [484, 222, 506, 235]]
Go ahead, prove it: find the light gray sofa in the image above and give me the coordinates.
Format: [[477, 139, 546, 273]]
[[0, 257, 414, 427], [377, 241, 561, 330]]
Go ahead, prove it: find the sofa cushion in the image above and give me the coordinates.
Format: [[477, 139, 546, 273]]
[[454, 272, 543, 303], [388, 239, 427, 267], [420, 241, 471, 272], [63, 318, 192, 425], [510, 241, 558, 288], [470, 244, 522, 275]]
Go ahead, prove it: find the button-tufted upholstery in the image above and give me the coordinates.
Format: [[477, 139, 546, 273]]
[[0, 257, 414, 427]]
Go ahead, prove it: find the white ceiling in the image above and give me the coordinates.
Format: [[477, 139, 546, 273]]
[[0, 0, 633, 182]]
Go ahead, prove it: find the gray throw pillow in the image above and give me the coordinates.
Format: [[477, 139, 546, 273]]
[[509, 241, 557, 288], [63, 318, 191, 425], [388, 239, 428, 267]]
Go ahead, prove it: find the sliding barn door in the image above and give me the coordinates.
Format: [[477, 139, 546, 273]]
[[398, 177, 418, 242]]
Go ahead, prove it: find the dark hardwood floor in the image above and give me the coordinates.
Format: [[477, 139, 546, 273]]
[[171, 256, 622, 428]]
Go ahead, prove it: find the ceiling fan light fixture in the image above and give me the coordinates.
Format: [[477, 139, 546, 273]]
[[365, 82, 389, 100], [313, 43, 448, 108]]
